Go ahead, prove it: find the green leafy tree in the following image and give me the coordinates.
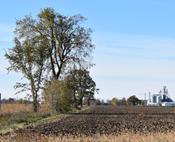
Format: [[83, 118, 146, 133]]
[[5, 38, 48, 112], [65, 69, 96, 107], [127, 95, 141, 106]]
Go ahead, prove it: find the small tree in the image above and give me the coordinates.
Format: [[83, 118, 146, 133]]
[[111, 97, 118, 106], [65, 69, 96, 108], [120, 97, 127, 105], [127, 95, 140, 106]]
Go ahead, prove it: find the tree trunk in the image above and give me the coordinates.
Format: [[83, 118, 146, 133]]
[[33, 94, 38, 112], [31, 80, 38, 112], [80, 97, 83, 108], [87, 97, 90, 106], [73, 89, 78, 108]]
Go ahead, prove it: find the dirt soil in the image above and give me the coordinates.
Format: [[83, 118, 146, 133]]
[[16, 106, 175, 136]]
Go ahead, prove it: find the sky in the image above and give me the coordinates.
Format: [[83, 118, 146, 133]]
[[1, 0, 175, 100]]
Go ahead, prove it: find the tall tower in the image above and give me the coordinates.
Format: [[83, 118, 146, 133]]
[[159, 90, 162, 100], [149, 92, 151, 103], [163, 86, 168, 100]]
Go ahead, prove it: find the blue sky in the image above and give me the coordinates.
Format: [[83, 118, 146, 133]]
[[1, 0, 175, 100]]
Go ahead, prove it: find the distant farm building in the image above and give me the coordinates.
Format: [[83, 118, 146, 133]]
[[147, 86, 175, 106]]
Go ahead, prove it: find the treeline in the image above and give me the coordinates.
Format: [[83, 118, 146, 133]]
[[0, 98, 32, 104], [110, 95, 146, 106], [5, 8, 97, 112], [95, 95, 146, 106]]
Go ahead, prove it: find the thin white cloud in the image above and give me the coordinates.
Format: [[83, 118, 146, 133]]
[[93, 32, 175, 60], [91, 32, 175, 100]]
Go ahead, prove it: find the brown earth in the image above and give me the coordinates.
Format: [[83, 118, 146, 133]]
[[16, 106, 175, 136]]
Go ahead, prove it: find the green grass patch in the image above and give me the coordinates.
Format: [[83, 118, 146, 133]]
[[0, 111, 51, 134]]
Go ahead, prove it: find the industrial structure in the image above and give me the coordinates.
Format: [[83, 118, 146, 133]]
[[147, 86, 175, 106]]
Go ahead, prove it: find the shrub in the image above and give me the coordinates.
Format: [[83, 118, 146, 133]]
[[111, 98, 118, 106], [43, 79, 73, 113]]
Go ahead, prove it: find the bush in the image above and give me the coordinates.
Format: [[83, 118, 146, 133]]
[[43, 79, 73, 113], [111, 98, 118, 106], [127, 95, 141, 106]]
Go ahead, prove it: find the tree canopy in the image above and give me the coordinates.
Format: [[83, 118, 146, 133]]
[[15, 8, 94, 79]]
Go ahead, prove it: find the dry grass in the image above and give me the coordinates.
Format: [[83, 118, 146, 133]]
[[0, 103, 32, 114], [2, 132, 175, 142], [0, 103, 52, 135], [48, 133, 175, 142], [0, 103, 49, 114]]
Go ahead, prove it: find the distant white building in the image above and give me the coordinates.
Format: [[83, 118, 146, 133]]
[[147, 94, 161, 106], [147, 86, 175, 106]]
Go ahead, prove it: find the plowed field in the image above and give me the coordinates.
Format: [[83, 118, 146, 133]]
[[21, 106, 175, 136]]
